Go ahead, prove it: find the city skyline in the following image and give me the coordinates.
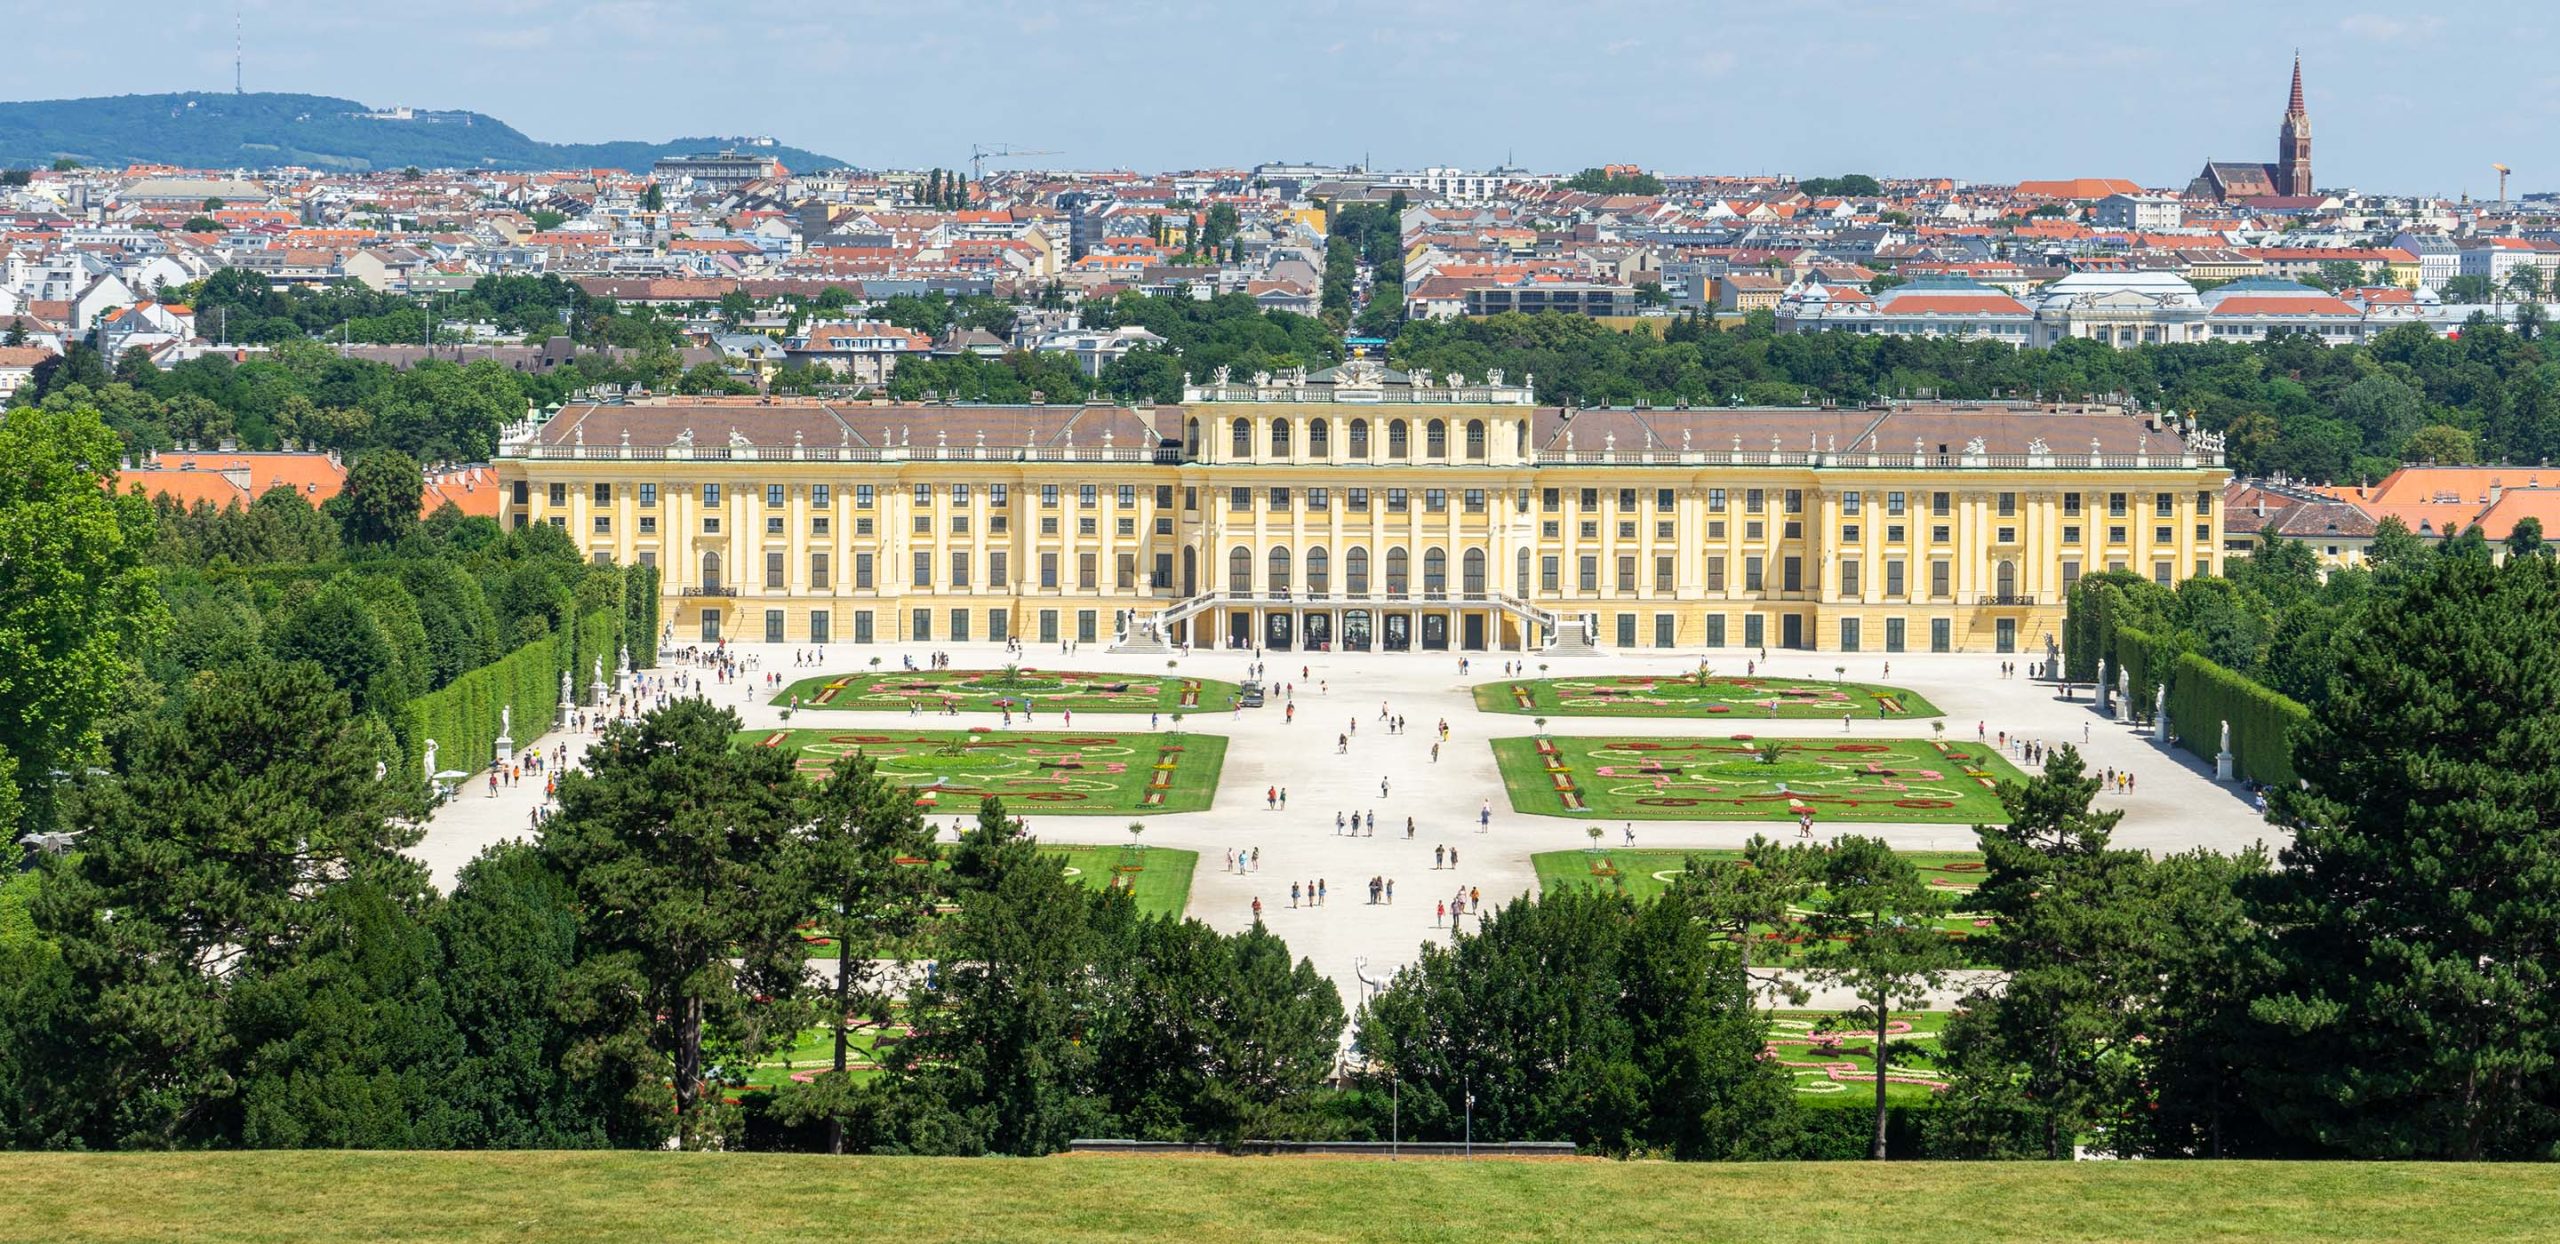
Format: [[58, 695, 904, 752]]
[[8, 0, 2556, 195]]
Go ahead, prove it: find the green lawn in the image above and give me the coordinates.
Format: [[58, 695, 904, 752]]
[[1533, 849, 1992, 965], [1492, 734, 2025, 823], [2, 1152, 2554, 1243], [742, 728, 1228, 815], [737, 1020, 902, 1093], [777, 667, 1242, 716], [1477, 673, 1940, 719], [1766, 1008, 1954, 1106]]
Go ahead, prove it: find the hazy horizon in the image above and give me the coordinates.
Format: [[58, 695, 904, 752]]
[[6, 0, 2552, 197]]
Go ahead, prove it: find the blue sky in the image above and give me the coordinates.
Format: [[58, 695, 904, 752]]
[[9, 0, 2551, 194]]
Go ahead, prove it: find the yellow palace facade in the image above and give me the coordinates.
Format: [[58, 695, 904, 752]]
[[494, 362, 2228, 657]]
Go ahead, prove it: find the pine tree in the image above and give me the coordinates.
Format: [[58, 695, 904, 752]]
[[2256, 553, 2560, 1157]]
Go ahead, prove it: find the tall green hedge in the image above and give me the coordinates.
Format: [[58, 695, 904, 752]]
[[624, 563, 660, 669], [401, 607, 619, 783], [2165, 651, 2306, 788]]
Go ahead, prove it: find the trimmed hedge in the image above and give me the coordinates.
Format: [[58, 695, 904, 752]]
[[2166, 651, 2306, 788], [401, 607, 619, 782], [623, 563, 660, 669]]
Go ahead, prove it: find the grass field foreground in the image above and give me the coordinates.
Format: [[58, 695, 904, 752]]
[[1476, 673, 1940, 719], [1493, 735, 2027, 823], [0, 1152, 2548, 1244], [744, 728, 1227, 815]]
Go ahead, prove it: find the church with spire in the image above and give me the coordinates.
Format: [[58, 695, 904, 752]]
[[2187, 55, 2317, 203]]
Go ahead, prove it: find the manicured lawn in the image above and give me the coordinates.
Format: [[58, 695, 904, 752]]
[[2, 1152, 2555, 1243], [1533, 849, 1992, 965], [1476, 673, 1939, 719], [1491, 734, 2025, 823], [776, 667, 1242, 716], [742, 728, 1227, 815], [736, 1019, 903, 1093], [1766, 1008, 1954, 1106], [1049, 844, 1196, 918]]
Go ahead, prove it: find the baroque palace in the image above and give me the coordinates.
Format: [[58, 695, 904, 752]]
[[495, 362, 2228, 656]]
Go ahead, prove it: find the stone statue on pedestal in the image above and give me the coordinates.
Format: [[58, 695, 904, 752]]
[[2214, 719, 2236, 782]]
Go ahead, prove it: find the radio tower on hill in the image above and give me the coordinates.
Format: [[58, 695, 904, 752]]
[[235, 3, 244, 94]]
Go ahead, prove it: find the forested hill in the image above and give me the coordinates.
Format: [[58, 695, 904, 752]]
[[0, 91, 843, 172]]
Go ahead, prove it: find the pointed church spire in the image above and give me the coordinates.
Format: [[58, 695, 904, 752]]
[[2288, 51, 2305, 114]]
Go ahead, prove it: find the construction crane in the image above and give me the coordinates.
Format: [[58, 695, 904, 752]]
[[2494, 163, 2513, 205], [968, 143, 1061, 201]]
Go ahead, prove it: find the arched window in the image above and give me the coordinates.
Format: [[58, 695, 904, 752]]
[[1465, 419, 1487, 459], [1996, 560, 2017, 599], [1462, 548, 1487, 595], [1268, 546, 1293, 593], [1425, 419, 1448, 458], [1386, 547, 1410, 595], [701, 550, 721, 591], [1308, 418, 1330, 457], [1270, 419, 1292, 456], [1184, 418, 1201, 458], [1516, 548, 1532, 594], [1348, 419, 1371, 458], [1306, 546, 1330, 594], [1424, 548, 1448, 595], [1388, 420, 1410, 458], [1346, 546, 1371, 594], [1230, 418, 1252, 459], [1228, 546, 1253, 592]]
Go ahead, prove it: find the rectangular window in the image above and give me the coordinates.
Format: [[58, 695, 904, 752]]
[[1887, 491, 1906, 516], [811, 552, 830, 589], [854, 610, 874, 643], [2063, 493, 2082, 517], [855, 485, 874, 508], [1117, 553, 1136, 590], [1077, 610, 1098, 643], [1931, 525, 1950, 543], [1039, 610, 1059, 644], [1079, 517, 1097, 536], [1616, 614, 1638, 649], [992, 484, 1010, 507], [812, 484, 830, 507], [1578, 555, 1599, 592], [1840, 560, 1861, 596], [2157, 526, 2174, 543], [1080, 485, 1098, 509], [1784, 489, 1802, 514], [1426, 489, 1447, 512], [701, 517, 719, 534], [1309, 487, 1331, 511], [1886, 560, 1905, 596], [1932, 492, 1951, 518], [1387, 489, 1410, 513], [592, 516, 610, 533], [855, 553, 874, 589], [2195, 490, 2214, 515], [1540, 556, 1560, 592], [1543, 487, 1564, 513], [1230, 486, 1251, 512], [1655, 554, 1674, 590], [1840, 618, 1861, 653], [1118, 485, 1136, 508], [766, 609, 786, 643], [1706, 614, 1726, 647], [952, 516, 971, 535], [1581, 488, 1599, 510], [549, 482, 566, 505], [1782, 557, 1802, 592], [1654, 614, 1676, 648], [512, 480, 529, 505], [1154, 485, 1171, 508], [1745, 614, 1766, 648], [2063, 525, 2081, 544], [913, 514, 931, 535], [1885, 617, 1906, 652], [2109, 492, 2128, 517], [1270, 487, 1291, 509], [1615, 555, 1636, 592], [592, 482, 612, 504], [950, 609, 970, 642], [1464, 488, 1485, 513], [1931, 618, 1951, 653], [950, 551, 971, 588], [1042, 484, 1060, 508], [638, 516, 656, 534], [1708, 558, 1726, 591], [765, 551, 786, 589], [767, 517, 785, 535], [2062, 560, 2082, 591], [1348, 488, 1370, 512], [1843, 491, 1862, 516], [1745, 488, 1765, 514], [1998, 491, 2016, 517], [1184, 486, 1198, 511], [1841, 524, 1859, 542], [809, 610, 830, 645], [1041, 553, 1059, 589], [1656, 488, 1675, 511], [2155, 493, 2175, 517], [1745, 556, 1765, 591], [987, 610, 1008, 644], [1078, 553, 1098, 591], [952, 483, 971, 505], [767, 484, 786, 507], [2109, 526, 2128, 544], [639, 483, 658, 506], [1707, 488, 1727, 512], [913, 483, 931, 507], [911, 609, 931, 642], [912, 551, 931, 589]]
